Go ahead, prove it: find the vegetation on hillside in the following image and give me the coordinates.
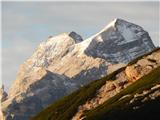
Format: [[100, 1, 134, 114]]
[[84, 66, 160, 120]]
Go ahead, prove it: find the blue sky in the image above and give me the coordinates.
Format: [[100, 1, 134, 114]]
[[2, 1, 159, 91]]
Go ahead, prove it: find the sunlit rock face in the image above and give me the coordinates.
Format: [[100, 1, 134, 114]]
[[2, 18, 155, 120]]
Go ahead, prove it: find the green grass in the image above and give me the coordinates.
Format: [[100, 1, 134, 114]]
[[84, 66, 160, 120]]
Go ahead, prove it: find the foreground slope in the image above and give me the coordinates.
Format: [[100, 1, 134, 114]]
[[2, 19, 155, 120], [32, 48, 160, 120], [84, 66, 160, 120]]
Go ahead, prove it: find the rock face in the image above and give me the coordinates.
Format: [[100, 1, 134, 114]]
[[72, 48, 160, 120], [85, 19, 155, 63], [2, 18, 155, 120]]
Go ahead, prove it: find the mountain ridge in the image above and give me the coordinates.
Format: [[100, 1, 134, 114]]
[[1, 18, 155, 120]]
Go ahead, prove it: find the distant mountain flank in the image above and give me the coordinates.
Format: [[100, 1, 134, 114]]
[[1, 18, 155, 120]]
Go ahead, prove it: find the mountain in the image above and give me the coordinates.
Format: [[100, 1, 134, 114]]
[[1, 18, 155, 120], [31, 48, 160, 120]]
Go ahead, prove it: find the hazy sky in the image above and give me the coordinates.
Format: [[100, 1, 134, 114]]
[[2, 1, 159, 91]]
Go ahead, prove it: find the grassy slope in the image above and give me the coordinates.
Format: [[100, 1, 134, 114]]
[[31, 48, 160, 120], [84, 66, 160, 120]]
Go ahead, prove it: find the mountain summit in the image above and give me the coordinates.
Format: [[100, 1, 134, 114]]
[[2, 19, 155, 120], [84, 18, 155, 63]]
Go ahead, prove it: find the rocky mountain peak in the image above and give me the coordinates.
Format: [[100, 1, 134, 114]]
[[2, 19, 156, 120], [91, 18, 147, 43], [84, 18, 155, 63]]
